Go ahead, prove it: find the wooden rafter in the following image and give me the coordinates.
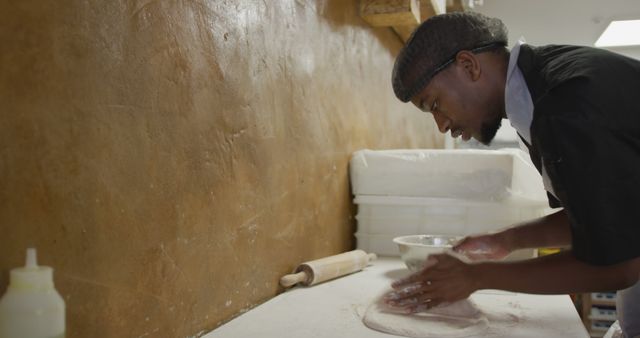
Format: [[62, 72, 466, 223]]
[[359, 0, 451, 43]]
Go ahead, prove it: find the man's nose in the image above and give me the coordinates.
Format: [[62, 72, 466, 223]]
[[432, 112, 450, 133]]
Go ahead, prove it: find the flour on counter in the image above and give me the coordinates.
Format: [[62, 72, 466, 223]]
[[362, 296, 489, 338]]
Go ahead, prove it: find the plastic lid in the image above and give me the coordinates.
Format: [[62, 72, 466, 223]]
[[9, 248, 54, 291]]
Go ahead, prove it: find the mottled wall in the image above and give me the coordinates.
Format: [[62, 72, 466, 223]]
[[0, 1, 441, 337]]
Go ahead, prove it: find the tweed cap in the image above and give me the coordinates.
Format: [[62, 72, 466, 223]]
[[392, 12, 508, 103]]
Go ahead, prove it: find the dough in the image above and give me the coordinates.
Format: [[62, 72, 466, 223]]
[[363, 295, 489, 338]]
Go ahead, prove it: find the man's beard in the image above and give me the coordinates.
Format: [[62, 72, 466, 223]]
[[479, 116, 503, 146]]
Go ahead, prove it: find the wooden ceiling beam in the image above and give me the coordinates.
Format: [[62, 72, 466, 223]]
[[446, 0, 474, 13], [360, 0, 452, 43], [360, 0, 473, 42], [359, 0, 421, 27]]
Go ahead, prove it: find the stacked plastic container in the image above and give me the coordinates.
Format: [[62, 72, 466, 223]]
[[349, 148, 554, 257]]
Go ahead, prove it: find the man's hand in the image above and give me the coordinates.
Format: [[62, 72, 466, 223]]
[[383, 253, 481, 313], [453, 210, 571, 262], [453, 232, 513, 261]]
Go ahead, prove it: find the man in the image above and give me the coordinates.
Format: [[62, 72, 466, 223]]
[[385, 12, 640, 337]]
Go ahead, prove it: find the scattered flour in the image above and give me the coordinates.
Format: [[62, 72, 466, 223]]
[[363, 295, 489, 338]]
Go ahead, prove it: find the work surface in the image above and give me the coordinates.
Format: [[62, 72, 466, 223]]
[[206, 258, 589, 338]]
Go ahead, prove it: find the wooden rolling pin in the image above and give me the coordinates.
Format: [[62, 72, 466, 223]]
[[280, 249, 377, 288]]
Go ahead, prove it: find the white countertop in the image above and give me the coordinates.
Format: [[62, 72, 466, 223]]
[[206, 258, 589, 338]]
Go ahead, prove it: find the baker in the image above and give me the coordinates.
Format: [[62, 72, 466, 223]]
[[385, 12, 640, 337]]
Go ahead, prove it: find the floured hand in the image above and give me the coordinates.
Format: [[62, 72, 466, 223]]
[[385, 252, 482, 313], [453, 233, 513, 261]]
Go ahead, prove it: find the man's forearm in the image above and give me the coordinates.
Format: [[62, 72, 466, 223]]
[[501, 209, 571, 250], [474, 251, 640, 294]]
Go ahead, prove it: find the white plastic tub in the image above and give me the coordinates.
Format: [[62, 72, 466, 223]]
[[349, 148, 547, 202], [355, 233, 402, 256], [349, 148, 558, 258], [354, 195, 550, 236]]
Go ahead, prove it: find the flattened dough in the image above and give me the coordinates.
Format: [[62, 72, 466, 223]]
[[363, 296, 489, 338]]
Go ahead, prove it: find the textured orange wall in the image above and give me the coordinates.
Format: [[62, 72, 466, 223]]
[[0, 0, 442, 337]]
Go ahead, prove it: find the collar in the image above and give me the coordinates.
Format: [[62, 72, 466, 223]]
[[504, 40, 556, 197], [504, 39, 534, 144]]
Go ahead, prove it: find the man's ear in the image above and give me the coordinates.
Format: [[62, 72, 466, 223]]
[[455, 51, 481, 81]]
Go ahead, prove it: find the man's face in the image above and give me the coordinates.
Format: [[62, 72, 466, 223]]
[[409, 52, 504, 145]]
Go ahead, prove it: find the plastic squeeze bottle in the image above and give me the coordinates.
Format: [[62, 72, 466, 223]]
[[0, 248, 65, 338]]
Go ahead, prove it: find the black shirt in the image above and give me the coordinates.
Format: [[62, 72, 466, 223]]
[[517, 44, 640, 266]]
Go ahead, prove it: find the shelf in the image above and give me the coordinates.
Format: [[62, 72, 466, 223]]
[[579, 292, 617, 338], [591, 300, 616, 307], [589, 315, 617, 321]]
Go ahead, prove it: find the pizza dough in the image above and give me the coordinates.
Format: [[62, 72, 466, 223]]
[[363, 295, 489, 338]]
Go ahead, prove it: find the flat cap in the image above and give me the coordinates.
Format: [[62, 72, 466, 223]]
[[392, 12, 508, 102]]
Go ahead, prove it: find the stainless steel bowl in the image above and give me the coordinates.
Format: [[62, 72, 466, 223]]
[[393, 234, 461, 271]]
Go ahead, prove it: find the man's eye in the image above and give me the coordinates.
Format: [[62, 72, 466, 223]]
[[431, 101, 438, 112]]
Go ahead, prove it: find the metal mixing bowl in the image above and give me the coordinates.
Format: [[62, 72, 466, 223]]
[[393, 234, 462, 272]]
